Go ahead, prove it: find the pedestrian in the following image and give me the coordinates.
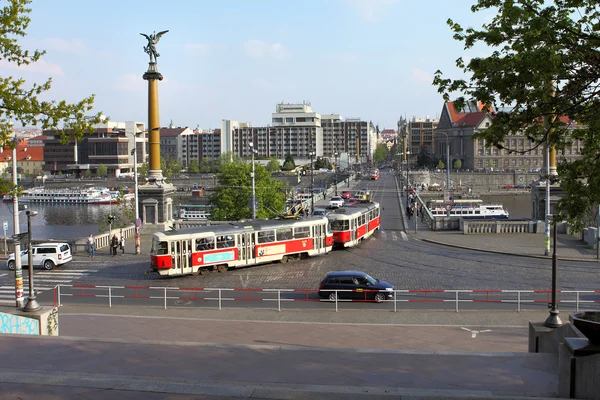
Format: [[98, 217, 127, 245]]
[[120, 235, 125, 255], [87, 233, 95, 258], [406, 204, 412, 220], [111, 234, 119, 257]]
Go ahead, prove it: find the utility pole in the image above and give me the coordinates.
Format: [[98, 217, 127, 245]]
[[11, 135, 24, 308]]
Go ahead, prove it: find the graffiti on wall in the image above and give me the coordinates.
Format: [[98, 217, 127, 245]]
[[0, 312, 39, 335], [45, 307, 59, 336]]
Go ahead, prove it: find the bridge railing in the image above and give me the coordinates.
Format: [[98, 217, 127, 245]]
[[460, 219, 542, 234], [52, 284, 600, 313]]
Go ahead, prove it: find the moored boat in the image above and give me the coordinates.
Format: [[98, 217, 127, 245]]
[[427, 199, 509, 219], [3, 187, 133, 205]]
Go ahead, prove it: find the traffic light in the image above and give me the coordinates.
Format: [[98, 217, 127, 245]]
[[107, 215, 115, 224]]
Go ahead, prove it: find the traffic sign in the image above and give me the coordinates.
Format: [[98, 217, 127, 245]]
[[136, 218, 142, 227], [445, 204, 453, 211], [2, 221, 7, 231]]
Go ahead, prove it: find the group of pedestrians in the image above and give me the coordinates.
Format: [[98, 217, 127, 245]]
[[87, 233, 126, 257]]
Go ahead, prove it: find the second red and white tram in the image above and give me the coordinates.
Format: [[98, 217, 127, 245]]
[[327, 202, 380, 248], [150, 217, 333, 277]]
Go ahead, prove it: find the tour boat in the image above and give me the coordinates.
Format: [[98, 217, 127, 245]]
[[3, 187, 133, 205], [427, 199, 509, 219]]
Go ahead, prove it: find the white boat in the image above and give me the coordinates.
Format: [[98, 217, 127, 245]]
[[3, 187, 133, 205], [177, 205, 211, 221], [427, 199, 509, 219]]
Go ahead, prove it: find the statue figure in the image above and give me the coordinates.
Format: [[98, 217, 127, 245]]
[[140, 30, 169, 64]]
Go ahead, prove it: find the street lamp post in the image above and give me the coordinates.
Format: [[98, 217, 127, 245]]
[[11, 135, 24, 309], [438, 132, 451, 191], [23, 210, 40, 312], [310, 151, 315, 213], [131, 147, 140, 255], [544, 219, 562, 327], [334, 152, 338, 196], [249, 142, 258, 219]]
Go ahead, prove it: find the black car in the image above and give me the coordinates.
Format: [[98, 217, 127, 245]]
[[318, 271, 394, 303]]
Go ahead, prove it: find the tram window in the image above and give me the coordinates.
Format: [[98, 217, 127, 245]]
[[293, 226, 310, 238], [216, 235, 234, 248], [196, 237, 214, 251], [156, 241, 168, 255], [330, 220, 349, 231], [258, 230, 275, 243], [277, 228, 292, 241]]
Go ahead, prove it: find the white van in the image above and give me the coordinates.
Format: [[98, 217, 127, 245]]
[[7, 242, 72, 271]]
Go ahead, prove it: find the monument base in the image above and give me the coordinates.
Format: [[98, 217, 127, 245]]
[[138, 179, 175, 233], [0, 306, 59, 336]]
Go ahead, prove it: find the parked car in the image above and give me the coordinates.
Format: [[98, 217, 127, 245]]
[[344, 197, 359, 206], [7, 242, 72, 271], [329, 196, 344, 208], [318, 271, 394, 303], [340, 191, 352, 199], [503, 184, 514, 189]]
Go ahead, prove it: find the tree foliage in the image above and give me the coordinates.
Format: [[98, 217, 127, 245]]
[[433, 0, 600, 230], [265, 157, 280, 172], [282, 152, 296, 171], [0, 0, 103, 194], [373, 143, 389, 165], [97, 164, 108, 177], [209, 161, 287, 220], [453, 159, 462, 169], [188, 159, 200, 173], [417, 146, 437, 168]]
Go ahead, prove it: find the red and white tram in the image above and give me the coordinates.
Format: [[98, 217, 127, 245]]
[[150, 216, 333, 277], [327, 202, 380, 248]]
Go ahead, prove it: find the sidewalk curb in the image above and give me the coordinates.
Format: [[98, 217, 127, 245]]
[[414, 235, 599, 263]]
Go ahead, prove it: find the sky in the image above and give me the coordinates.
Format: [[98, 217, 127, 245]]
[[6, 0, 496, 131]]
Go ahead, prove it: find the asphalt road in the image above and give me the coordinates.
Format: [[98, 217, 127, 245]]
[[4, 171, 600, 311]]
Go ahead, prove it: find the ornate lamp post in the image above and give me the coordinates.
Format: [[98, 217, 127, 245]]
[[23, 210, 40, 312]]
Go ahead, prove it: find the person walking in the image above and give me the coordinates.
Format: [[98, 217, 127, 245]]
[[120, 235, 125, 255], [111, 234, 119, 257], [87, 233, 95, 258]]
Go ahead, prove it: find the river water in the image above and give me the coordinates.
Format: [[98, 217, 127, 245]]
[[0, 202, 115, 241], [0, 194, 535, 241]]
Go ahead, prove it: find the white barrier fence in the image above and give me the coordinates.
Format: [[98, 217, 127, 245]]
[[52, 285, 600, 312]]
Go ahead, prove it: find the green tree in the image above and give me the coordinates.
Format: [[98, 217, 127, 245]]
[[453, 159, 462, 169], [209, 162, 287, 220], [97, 188, 135, 233], [188, 159, 200, 173], [97, 164, 108, 177], [137, 162, 148, 180], [0, 1, 103, 195], [436, 160, 445, 170], [266, 157, 280, 173], [160, 157, 182, 179], [416, 146, 437, 168], [373, 143, 388, 165], [84, 169, 92, 178], [433, 0, 600, 231], [282, 152, 296, 171]]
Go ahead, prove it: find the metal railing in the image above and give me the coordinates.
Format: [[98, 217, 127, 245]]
[[53, 285, 600, 312]]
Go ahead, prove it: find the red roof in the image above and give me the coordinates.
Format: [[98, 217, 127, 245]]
[[0, 139, 44, 162], [445, 101, 489, 127]]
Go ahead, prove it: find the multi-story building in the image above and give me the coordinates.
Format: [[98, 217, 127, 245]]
[[407, 116, 439, 160], [435, 100, 583, 171], [159, 126, 194, 165], [220, 102, 377, 165], [42, 119, 147, 177]]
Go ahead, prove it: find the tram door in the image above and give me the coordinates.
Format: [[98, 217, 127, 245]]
[[314, 223, 324, 253], [239, 232, 255, 265], [351, 218, 356, 242], [172, 239, 192, 273]]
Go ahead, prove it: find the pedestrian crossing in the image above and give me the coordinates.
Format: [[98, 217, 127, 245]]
[[376, 230, 409, 242], [0, 269, 97, 306]]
